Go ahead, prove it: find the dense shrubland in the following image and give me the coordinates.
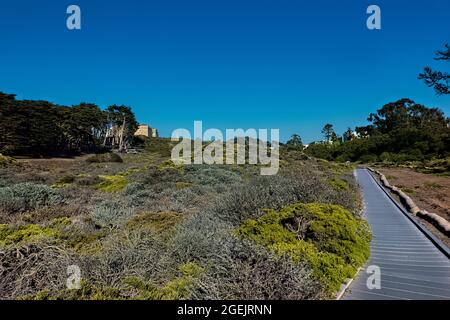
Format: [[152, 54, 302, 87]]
[[0, 141, 369, 300]]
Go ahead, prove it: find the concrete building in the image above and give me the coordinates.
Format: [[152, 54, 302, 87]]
[[134, 124, 158, 138]]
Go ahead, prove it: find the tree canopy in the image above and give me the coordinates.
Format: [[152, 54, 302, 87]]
[[306, 99, 450, 163], [0, 92, 138, 156], [286, 134, 303, 150], [321, 124, 334, 142], [419, 44, 449, 95]]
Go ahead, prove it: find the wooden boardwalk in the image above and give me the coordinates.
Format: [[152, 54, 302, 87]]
[[343, 169, 450, 300]]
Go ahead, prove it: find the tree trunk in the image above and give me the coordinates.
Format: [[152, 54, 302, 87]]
[[118, 116, 126, 152]]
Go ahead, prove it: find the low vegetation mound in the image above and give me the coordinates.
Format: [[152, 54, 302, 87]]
[[86, 153, 123, 164], [0, 154, 19, 168], [0, 224, 59, 247], [0, 183, 63, 213], [236, 202, 371, 295], [0, 153, 367, 299]]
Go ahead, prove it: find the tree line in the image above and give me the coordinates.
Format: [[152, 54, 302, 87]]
[[0, 92, 138, 156], [287, 43, 450, 163], [304, 98, 450, 163]]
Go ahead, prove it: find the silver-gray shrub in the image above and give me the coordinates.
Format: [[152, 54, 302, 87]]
[[183, 165, 243, 186], [190, 239, 322, 300], [77, 230, 179, 289], [121, 180, 223, 213], [208, 171, 359, 225], [91, 201, 135, 229], [0, 242, 75, 299], [170, 213, 321, 299], [0, 182, 63, 213]]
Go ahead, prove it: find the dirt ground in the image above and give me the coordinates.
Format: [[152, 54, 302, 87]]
[[378, 167, 450, 247]]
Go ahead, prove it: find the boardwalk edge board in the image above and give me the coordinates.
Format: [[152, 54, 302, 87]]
[[366, 168, 450, 259]]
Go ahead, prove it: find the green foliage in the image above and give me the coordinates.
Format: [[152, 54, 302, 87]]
[[236, 202, 371, 295], [416, 158, 450, 175], [50, 216, 72, 227], [57, 175, 75, 184], [95, 167, 143, 192], [0, 93, 109, 156], [306, 99, 450, 164], [419, 44, 449, 95], [124, 262, 203, 300], [58, 230, 106, 253], [0, 224, 59, 246], [105, 105, 139, 152], [86, 153, 123, 163], [144, 138, 174, 157], [286, 134, 304, 151], [329, 178, 349, 191], [359, 154, 379, 163], [175, 181, 192, 189], [305, 143, 334, 161], [95, 174, 128, 192], [343, 128, 354, 142], [0, 92, 140, 156], [0, 154, 19, 168], [126, 211, 183, 233], [0, 182, 63, 213], [159, 160, 184, 172], [184, 165, 242, 186], [75, 174, 102, 186], [25, 281, 124, 300], [91, 202, 134, 228], [52, 174, 76, 189], [321, 124, 335, 142]]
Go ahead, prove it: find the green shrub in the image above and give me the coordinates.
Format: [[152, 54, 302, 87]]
[[175, 182, 191, 189], [25, 280, 124, 300], [0, 183, 63, 213], [359, 154, 379, 163], [52, 175, 76, 189], [76, 175, 102, 186], [86, 153, 123, 163], [0, 154, 19, 168], [95, 168, 144, 193], [91, 202, 134, 228], [329, 178, 348, 191], [124, 262, 203, 300], [210, 172, 360, 225], [126, 211, 183, 233], [95, 174, 128, 192], [144, 138, 176, 157], [50, 216, 72, 227], [305, 143, 333, 161], [0, 224, 59, 246], [184, 165, 242, 186], [58, 229, 106, 253], [57, 175, 75, 184], [159, 160, 183, 172], [236, 202, 371, 295], [416, 158, 450, 175]]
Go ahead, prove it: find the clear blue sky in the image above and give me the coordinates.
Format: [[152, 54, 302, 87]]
[[0, 0, 449, 143]]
